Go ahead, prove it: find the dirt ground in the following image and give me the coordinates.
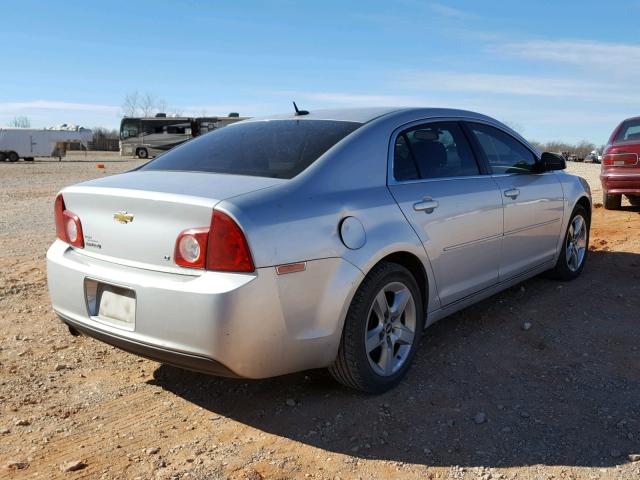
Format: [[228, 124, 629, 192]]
[[1, 154, 639, 479]]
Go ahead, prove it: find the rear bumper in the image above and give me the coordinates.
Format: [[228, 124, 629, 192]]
[[58, 313, 237, 376], [47, 240, 363, 378], [600, 171, 640, 195]]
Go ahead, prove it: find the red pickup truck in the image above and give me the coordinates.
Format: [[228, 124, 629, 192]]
[[601, 116, 640, 209]]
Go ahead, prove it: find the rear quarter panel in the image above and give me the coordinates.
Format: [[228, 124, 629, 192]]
[[219, 115, 440, 314]]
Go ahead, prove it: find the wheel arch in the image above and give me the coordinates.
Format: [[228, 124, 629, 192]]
[[575, 195, 591, 223], [364, 250, 429, 321]]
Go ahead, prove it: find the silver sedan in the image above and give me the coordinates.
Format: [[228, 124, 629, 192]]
[[47, 107, 591, 392]]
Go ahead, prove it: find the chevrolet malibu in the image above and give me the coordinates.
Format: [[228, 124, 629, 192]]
[[47, 108, 591, 392]]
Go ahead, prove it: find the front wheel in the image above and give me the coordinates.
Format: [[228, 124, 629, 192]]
[[329, 262, 423, 393], [547, 205, 590, 280]]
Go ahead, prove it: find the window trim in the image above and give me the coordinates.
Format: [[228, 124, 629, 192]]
[[387, 117, 488, 185], [461, 120, 541, 176]]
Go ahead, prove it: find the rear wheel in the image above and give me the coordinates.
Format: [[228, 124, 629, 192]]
[[137, 148, 148, 159], [603, 191, 621, 210], [7, 152, 19, 162], [329, 261, 423, 393], [547, 205, 589, 280], [0, 152, 6, 162]]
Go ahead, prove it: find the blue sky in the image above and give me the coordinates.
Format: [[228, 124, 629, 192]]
[[1, 0, 639, 143]]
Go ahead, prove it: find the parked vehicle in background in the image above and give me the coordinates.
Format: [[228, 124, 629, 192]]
[[601, 116, 640, 209], [585, 150, 601, 163], [0, 126, 92, 162], [119, 113, 246, 159], [48, 107, 591, 392]]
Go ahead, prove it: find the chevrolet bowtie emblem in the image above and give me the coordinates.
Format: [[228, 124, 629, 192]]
[[113, 211, 134, 224]]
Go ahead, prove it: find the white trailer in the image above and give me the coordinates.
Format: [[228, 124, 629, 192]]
[[0, 128, 93, 162]]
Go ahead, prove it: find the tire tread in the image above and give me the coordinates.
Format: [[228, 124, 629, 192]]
[[329, 261, 422, 392]]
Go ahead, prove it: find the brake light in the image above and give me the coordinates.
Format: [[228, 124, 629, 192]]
[[173, 210, 254, 272], [54, 194, 84, 248], [206, 211, 254, 272], [603, 152, 638, 166]]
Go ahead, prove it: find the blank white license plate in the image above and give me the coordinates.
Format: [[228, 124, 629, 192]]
[[98, 287, 136, 326]]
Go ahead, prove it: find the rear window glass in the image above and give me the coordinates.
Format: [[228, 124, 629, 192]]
[[140, 119, 361, 179], [614, 119, 640, 143]]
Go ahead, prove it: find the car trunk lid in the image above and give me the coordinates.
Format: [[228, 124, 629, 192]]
[[60, 171, 283, 273]]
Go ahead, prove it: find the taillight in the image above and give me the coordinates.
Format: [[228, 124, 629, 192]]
[[206, 211, 254, 272], [602, 152, 638, 166], [173, 210, 254, 272], [174, 228, 209, 269], [54, 194, 84, 248]]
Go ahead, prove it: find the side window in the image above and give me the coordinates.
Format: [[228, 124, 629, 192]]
[[393, 134, 419, 181], [468, 123, 536, 174], [393, 122, 480, 181], [167, 124, 187, 134]]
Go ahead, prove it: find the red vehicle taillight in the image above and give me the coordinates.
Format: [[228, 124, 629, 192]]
[[54, 194, 84, 248], [174, 210, 254, 272], [602, 152, 639, 166], [174, 228, 209, 269]]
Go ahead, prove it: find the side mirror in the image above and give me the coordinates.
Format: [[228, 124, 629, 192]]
[[537, 152, 566, 172]]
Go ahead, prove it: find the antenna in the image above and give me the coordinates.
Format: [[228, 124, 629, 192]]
[[293, 101, 309, 116]]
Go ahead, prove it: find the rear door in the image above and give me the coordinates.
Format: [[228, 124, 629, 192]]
[[388, 121, 503, 306], [464, 122, 564, 281]]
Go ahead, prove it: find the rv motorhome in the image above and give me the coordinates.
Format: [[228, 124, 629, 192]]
[[119, 113, 246, 159]]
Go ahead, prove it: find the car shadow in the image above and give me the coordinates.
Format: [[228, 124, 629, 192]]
[[149, 249, 640, 468]]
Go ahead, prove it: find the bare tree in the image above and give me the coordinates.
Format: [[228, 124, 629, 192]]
[[9, 116, 31, 128], [122, 91, 170, 117], [574, 140, 596, 159], [121, 91, 140, 117], [156, 98, 168, 114], [529, 140, 599, 160], [140, 93, 158, 117], [91, 127, 120, 151]]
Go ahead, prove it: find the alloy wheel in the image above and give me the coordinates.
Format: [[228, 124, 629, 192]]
[[566, 214, 587, 272], [365, 281, 416, 376]]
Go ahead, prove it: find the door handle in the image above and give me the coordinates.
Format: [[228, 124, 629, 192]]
[[504, 188, 520, 199], [413, 197, 439, 213]]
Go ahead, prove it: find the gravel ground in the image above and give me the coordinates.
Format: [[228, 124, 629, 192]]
[[1, 155, 639, 479]]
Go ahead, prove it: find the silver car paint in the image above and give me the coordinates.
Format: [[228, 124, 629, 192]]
[[47, 107, 591, 378]]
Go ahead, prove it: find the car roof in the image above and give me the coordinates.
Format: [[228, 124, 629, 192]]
[[241, 107, 502, 125]]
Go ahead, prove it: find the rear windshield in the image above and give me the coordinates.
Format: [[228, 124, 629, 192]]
[[614, 119, 640, 143], [140, 119, 361, 179]]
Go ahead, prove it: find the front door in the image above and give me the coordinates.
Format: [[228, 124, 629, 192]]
[[388, 121, 504, 306], [464, 122, 564, 280]]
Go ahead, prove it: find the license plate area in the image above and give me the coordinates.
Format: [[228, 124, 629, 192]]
[[85, 279, 136, 331]]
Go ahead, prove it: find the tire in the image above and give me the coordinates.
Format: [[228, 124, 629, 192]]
[[7, 151, 19, 162], [603, 191, 621, 210], [137, 148, 148, 159], [0, 152, 6, 162], [329, 261, 424, 393], [626, 195, 640, 207], [547, 204, 590, 281]]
